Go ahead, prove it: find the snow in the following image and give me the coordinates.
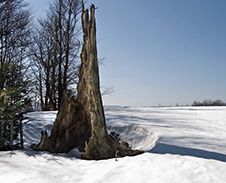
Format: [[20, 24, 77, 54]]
[[1, 106, 226, 183]]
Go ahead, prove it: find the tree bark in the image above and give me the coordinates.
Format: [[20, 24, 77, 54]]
[[10, 120, 13, 150], [31, 2, 143, 160], [20, 118, 24, 149]]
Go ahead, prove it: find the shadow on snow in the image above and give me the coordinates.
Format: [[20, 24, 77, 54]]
[[149, 142, 226, 163]]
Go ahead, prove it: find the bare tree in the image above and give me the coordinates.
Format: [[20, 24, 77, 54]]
[[30, 0, 82, 110], [0, 0, 32, 89], [101, 86, 115, 96], [30, 28, 55, 110]]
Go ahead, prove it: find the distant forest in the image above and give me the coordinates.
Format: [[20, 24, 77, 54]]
[[192, 100, 226, 106]]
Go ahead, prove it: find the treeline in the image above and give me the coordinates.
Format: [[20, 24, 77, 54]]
[[192, 99, 226, 106]]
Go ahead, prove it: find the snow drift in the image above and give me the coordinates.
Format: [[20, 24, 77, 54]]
[[107, 125, 160, 151]]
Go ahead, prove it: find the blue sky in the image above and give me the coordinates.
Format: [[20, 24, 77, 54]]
[[28, 0, 226, 106]]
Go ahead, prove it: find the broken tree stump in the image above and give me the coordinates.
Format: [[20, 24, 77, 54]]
[[31, 2, 143, 160]]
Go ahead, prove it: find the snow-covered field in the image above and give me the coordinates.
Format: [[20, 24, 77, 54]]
[[1, 106, 226, 183]]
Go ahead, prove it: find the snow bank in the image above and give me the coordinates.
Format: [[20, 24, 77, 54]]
[[23, 111, 57, 146], [107, 125, 160, 151], [24, 110, 160, 151]]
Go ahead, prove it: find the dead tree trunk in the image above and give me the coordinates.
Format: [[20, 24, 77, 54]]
[[31, 2, 143, 160]]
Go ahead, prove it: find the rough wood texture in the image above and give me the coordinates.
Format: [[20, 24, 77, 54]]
[[31, 92, 91, 153], [31, 2, 143, 160]]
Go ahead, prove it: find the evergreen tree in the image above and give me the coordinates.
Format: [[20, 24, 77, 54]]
[[0, 64, 32, 150]]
